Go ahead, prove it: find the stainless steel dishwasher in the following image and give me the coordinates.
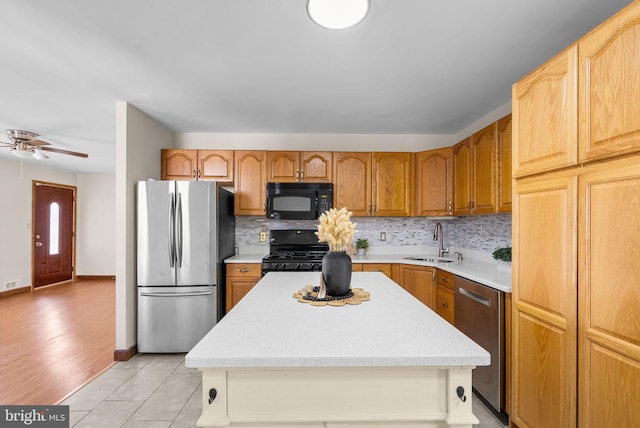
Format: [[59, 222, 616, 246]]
[[454, 275, 507, 424]]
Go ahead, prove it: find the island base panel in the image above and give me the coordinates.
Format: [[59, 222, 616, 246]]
[[197, 367, 478, 428]]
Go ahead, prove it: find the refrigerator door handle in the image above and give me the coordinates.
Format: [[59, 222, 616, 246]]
[[168, 192, 176, 268], [140, 291, 213, 297], [176, 192, 183, 268]]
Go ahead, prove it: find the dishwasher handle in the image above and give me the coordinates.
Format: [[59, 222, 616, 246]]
[[458, 286, 491, 306]]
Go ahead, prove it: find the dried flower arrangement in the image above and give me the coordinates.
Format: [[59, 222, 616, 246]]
[[315, 207, 358, 252]]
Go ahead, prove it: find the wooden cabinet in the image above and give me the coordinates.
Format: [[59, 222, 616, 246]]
[[512, 5, 640, 427], [578, 3, 640, 163], [512, 45, 578, 177], [352, 263, 392, 279], [225, 263, 261, 313], [161, 149, 234, 181], [333, 152, 371, 216], [496, 114, 512, 213], [414, 147, 454, 216], [435, 269, 455, 325], [234, 150, 267, 216], [396, 264, 435, 309], [512, 170, 578, 428], [266, 151, 332, 183], [333, 152, 412, 217], [453, 123, 497, 215], [578, 156, 640, 427]]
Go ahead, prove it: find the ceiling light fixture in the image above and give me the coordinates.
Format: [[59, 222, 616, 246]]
[[11, 148, 34, 159], [307, 0, 369, 30], [33, 148, 49, 160]]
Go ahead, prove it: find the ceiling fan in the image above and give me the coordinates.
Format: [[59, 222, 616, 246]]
[[0, 129, 88, 160]]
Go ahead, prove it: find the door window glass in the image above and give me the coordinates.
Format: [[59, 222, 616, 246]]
[[49, 202, 59, 255]]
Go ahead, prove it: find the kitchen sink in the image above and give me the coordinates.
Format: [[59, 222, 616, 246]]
[[403, 256, 454, 263]]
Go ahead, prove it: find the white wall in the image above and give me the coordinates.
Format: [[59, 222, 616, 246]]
[[76, 173, 116, 276], [0, 158, 116, 291], [115, 102, 174, 352], [174, 132, 453, 151]]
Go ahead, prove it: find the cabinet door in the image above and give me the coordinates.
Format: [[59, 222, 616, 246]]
[[234, 151, 267, 215], [578, 156, 640, 427], [435, 285, 454, 325], [453, 139, 472, 216], [471, 123, 497, 214], [333, 152, 372, 216], [497, 115, 512, 213], [415, 147, 453, 217], [301, 152, 332, 182], [396, 265, 435, 309], [361, 263, 392, 278], [512, 171, 578, 428], [225, 264, 261, 313], [512, 45, 578, 177], [372, 152, 412, 217], [579, 2, 640, 163], [161, 149, 197, 180], [267, 151, 299, 183], [198, 150, 234, 182]]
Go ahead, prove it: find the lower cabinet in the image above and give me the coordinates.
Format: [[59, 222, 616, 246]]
[[352, 263, 393, 279], [435, 269, 455, 324], [225, 264, 261, 313], [396, 264, 436, 310]]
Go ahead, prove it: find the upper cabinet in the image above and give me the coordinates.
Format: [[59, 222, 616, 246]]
[[161, 149, 234, 182], [414, 147, 453, 217], [512, 45, 578, 177], [267, 151, 332, 183], [454, 123, 498, 215], [372, 152, 413, 217], [234, 150, 267, 216], [579, 3, 640, 163], [497, 114, 513, 213], [333, 152, 412, 217], [333, 152, 372, 216]]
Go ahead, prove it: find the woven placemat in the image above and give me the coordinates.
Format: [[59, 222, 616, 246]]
[[293, 285, 371, 306]]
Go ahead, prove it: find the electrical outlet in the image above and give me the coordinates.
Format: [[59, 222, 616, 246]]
[[259, 232, 267, 242], [380, 232, 386, 241]]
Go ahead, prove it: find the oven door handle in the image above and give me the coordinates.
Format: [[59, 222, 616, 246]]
[[458, 287, 491, 306]]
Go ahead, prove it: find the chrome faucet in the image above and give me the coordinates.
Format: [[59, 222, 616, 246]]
[[433, 222, 449, 258]]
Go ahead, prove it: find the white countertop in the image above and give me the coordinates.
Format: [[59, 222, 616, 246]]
[[186, 272, 490, 369], [225, 253, 512, 293]]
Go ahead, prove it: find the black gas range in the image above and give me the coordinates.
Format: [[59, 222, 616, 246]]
[[261, 229, 328, 275]]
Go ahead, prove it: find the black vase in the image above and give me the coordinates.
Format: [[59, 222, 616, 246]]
[[322, 251, 352, 296]]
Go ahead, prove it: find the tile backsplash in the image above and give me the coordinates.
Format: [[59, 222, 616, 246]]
[[235, 214, 512, 255]]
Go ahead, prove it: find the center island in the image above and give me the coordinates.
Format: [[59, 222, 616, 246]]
[[186, 271, 489, 428]]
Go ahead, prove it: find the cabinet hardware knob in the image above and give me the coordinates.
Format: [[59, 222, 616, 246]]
[[448, 200, 452, 214], [456, 386, 467, 402], [296, 170, 300, 180], [238, 268, 249, 273], [208, 388, 217, 404], [192, 169, 196, 178], [198, 168, 202, 178], [300, 170, 304, 180], [441, 277, 449, 282], [441, 301, 448, 308]]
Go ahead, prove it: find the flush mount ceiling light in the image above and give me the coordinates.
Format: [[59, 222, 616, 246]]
[[307, 0, 370, 30]]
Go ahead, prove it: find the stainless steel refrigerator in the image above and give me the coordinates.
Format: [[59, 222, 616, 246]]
[[136, 180, 235, 353]]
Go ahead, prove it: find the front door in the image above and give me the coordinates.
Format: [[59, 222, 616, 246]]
[[33, 182, 75, 288]]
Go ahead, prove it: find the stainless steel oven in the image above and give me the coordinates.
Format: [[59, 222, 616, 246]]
[[454, 275, 508, 425]]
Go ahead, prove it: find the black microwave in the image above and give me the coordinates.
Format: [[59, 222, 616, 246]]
[[266, 182, 333, 220]]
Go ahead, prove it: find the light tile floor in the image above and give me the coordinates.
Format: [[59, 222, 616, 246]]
[[64, 354, 507, 427]]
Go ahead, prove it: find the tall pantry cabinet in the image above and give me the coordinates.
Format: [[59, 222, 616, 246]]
[[511, 2, 640, 427]]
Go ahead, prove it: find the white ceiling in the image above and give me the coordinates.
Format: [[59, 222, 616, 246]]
[[0, 0, 632, 173]]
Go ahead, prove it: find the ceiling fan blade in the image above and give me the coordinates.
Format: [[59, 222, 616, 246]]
[[0, 142, 16, 147], [28, 139, 51, 147], [39, 146, 88, 158]]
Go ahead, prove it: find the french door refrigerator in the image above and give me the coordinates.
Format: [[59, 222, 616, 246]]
[[136, 180, 235, 353]]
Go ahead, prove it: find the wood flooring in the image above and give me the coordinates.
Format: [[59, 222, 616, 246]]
[[0, 278, 115, 405]]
